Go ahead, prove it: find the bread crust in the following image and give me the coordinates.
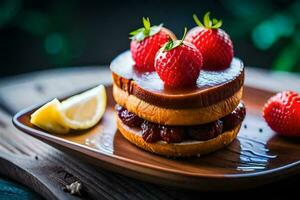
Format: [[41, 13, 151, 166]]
[[113, 84, 243, 125], [116, 115, 241, 157]]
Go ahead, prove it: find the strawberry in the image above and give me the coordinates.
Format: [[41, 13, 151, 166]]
[[263, 91, 300, 137], [185, 12, 233, 70], [155, 28, 203, 87], [130, 17, 175, 71]]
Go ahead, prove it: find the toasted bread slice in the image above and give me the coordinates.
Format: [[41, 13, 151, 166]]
[[113, 84, 243, 125]]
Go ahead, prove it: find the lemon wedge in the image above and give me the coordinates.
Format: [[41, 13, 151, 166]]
[[60, 85, 107, 130], [30, 99, 70, 134], [30, 85, 107, 134]]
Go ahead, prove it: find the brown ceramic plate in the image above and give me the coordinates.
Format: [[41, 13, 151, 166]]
[[13, 85, 300, 191]]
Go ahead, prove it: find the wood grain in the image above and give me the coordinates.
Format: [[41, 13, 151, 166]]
[[1, 67, 300, 199]]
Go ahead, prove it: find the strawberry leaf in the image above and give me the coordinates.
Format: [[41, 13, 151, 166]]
[[163, 27, 187, 51], [149, 23, 163, 36], [193, 14, 204, 27], [193, 11, 222, 29], [129, 28, 144, 36], [211, 20, 222, 29], [203, 12, 211, 27], [164, 40, 175, 51], [133, 31, 147, 41], [129, 17, 163, 42], [143, 17, 151, 34]]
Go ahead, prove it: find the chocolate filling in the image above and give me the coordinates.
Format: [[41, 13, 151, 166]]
[[116, 102, 246, 143]]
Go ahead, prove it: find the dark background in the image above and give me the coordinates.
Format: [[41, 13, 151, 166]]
[[0, 0, 300, 77]]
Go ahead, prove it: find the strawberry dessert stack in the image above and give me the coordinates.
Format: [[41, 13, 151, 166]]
[[110, 12, 246, 157]]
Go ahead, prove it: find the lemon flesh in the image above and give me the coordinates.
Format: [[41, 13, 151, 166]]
[[61, 85, 107, 130], [30, 99, 69, 134], [30, 85, 106, 134]]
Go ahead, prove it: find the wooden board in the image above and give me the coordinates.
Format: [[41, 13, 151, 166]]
[[1, 67, 300, 199], [13, 84, 300, 191]]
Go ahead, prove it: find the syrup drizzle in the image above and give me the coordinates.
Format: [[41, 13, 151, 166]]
[[94, 133, 114, 154], [235, 135, 277, 171]]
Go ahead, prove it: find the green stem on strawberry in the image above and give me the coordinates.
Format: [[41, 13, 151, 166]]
[[142, 17, 151, 35], [129, 17, 163, 42], [179, 27, 187, 46], [193, 12, 222, 29], [164, 27, 187, 51], [193, 14, 204, 27]]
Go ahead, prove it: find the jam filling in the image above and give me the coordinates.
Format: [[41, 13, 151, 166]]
[[116, 102, 246, 143]]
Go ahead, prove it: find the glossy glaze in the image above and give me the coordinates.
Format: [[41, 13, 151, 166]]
[[110, 50, 244, 95], [13, 85, 300, 191]]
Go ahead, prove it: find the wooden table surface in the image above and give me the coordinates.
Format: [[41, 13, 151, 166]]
[[0, 66, 299, 199]]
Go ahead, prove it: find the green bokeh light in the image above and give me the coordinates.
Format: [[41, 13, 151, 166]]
[[273, 44, 298, 72], [19, 11, 48, 36], [252, 15, 295, 50], [0, 0, 21, 27], [273, 33, 300, 72], [44, 33, 64, 55]]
